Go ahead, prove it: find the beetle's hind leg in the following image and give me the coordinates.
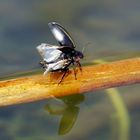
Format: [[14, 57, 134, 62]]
[[39, 60, 47, 69]]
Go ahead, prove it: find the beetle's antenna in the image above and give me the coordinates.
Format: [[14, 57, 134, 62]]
[[82, 46, 85, 53], [82, 42, 91, 53]]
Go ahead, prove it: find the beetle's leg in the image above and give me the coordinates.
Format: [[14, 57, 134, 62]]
[[76, 61, 82, 72], [58, 68, 69, 84], [44, 68, 50, 75], [72, 62, 77, 80], [58, 60, 73, 84], [39, 60, 47, 69]]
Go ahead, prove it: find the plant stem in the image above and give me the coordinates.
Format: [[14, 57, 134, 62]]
[[0, 57, 140, 107]]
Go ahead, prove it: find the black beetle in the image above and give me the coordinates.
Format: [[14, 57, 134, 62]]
[[37, 22, 83, 83]]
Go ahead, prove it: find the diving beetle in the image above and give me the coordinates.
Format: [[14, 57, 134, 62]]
[[36, 22, 83, 83]]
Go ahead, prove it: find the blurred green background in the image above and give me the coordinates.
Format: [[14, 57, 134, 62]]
[[0, 0, 140, 140]]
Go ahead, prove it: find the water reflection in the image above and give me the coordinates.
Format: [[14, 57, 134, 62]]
[[44, 94, 85, 135]]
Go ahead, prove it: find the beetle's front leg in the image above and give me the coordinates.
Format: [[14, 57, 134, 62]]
[[58, 68, 69, 84], [72, 62, 77, 80], [76, 61, 82, 72]]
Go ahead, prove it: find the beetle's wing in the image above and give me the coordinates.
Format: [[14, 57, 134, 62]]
[[44, 60, 68, 75], [48, 22, 75, 48], [36, 43, 62, 63]]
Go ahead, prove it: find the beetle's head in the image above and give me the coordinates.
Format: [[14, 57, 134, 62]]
[[73, 50, 84, 62], [75, 50, 84, 59]]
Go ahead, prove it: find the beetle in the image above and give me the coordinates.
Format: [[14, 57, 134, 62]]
[[36, 22, 83, 83]]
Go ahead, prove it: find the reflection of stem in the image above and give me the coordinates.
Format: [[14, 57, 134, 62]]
[[59, 106, 79, 135], [106, 88, 130, 140], [45, 94, 84, 135], [95, 59, 130, 140]]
